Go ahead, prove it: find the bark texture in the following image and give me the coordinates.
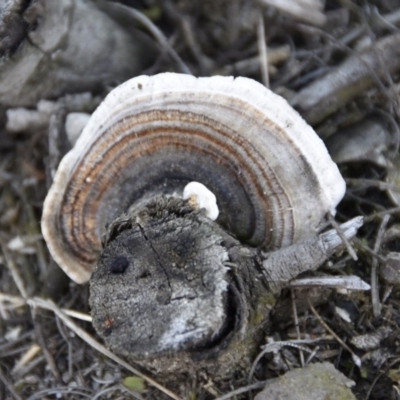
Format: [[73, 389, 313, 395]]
[[90, 196, 361, 381], [90, 197, 271, 380]]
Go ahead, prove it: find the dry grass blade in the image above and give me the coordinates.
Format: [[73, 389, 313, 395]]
[[214, 380, 269, 400]]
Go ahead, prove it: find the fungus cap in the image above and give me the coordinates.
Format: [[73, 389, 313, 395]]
[[41, 73, 345, 284]]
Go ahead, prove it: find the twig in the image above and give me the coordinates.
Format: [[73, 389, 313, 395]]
[[214, 380, 269, 400], [328, 213, 358, 261], [344, 192, 386, 212], [215, 46, 290, 76], [345, 178, 400, 192], [291, 289, 304, 367], [382, 285, 393, 303], [92, 385, 134, 400], [364, 207, 400, 223], [291, 31, 400, 125], [352, 237, 387, 264], [371, 214, 390, 318], [55, 316, 73, 379], [257, 15, 269, 88], [304, 346, 320, 365], [307, 293, 361, 367], [19, 187, 48, 278], [180, 17, 209, 75], [248, 338, 317, 382], [103, 3, 192, 75]]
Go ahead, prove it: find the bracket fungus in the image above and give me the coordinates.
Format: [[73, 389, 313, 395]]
[[42, 73, 360, 378]]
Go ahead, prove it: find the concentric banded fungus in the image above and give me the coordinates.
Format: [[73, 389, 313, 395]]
[[42, 73, 345, 283], [41, 73, 352, 378]]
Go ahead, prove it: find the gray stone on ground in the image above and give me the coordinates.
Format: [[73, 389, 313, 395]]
[[255, 362, 356, 400]]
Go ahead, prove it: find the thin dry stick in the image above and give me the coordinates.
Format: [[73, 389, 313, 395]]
[[352, 238, 386, 263], [32, 306, 62, 383], [55, 315, 73, 379], [382, 285, 393, 303], [371, 214, 390, 318], [304, 346, 320, 365], [180, 17, 209, 74], [0, 240, 28, 299], [291, 289, 304, 367], [214, 380, 269, 400], [328, 213, 358, 261], [91, 385, 132, 400], [28, 297, 183, 400], [257, 15, 269, 88], [345, 178, 400, 192], [345, 192, 386, 212], [116, 5, 192, 75], [20, 187, 48, 278], [364, 207, 400, 223], [307, 293, 361, 367], [352, 237, 387, 264]]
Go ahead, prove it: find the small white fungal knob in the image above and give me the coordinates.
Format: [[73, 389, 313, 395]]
[[183, 182, 219, 221]]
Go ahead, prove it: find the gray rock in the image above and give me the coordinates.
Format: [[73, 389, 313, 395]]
[[255, 362, 356, 400]]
